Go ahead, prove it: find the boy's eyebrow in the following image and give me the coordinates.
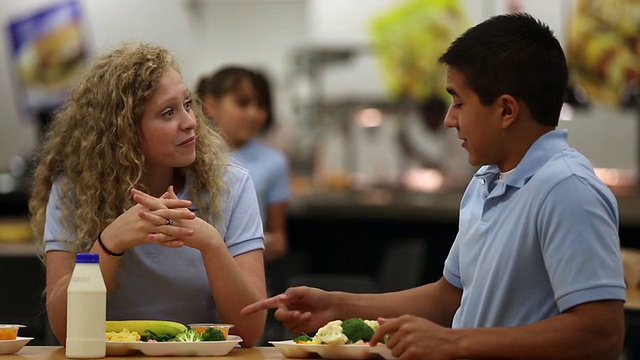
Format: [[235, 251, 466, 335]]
[[446, 87, 458, 97]]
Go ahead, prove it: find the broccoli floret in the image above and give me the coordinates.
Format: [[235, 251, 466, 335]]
[[201, 327, 226, 341], [292, 334, 313, 343], [173, 329, 202, 342], [341, 318, 374, 343]]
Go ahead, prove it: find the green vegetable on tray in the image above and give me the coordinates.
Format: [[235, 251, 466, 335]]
[[293, 334, 314, 343], [341, 318, 375, 343], [174, 329, 202, 342], [143, 329, 175, 342], [201, 327, 226, 341]]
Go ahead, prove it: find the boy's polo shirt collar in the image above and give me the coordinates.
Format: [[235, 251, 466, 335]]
[[473, 129, 570, 194]]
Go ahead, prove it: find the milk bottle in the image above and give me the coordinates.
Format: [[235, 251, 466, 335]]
[[66, 253, 106, 358]]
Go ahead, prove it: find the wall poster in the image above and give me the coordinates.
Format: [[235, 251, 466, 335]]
[[567, 0, 640, 107], [6, 0, 89, 120]]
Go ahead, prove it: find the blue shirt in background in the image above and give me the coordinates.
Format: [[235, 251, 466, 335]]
[[230, 139, 291, 227]]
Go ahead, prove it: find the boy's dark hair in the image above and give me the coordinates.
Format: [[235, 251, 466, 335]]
[[205, 66, 275, 132], [438, 13, 568, 126]]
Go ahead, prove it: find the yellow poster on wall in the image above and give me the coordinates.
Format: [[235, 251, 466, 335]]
[[567, 0, 640, 107], [369, 0, 468, 103]]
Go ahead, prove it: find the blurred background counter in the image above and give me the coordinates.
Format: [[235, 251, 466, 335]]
[[286, 186, 640, 284]]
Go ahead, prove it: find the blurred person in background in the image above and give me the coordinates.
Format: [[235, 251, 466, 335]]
[[242, 13, 626, 359], [397, 95, 476, 189], [197, 66, 291, 265], [197, 67, 296, 342], [29, 42, 267, 347]]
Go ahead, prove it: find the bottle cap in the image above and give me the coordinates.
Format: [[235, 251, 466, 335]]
[[75, 253, 99, 263]]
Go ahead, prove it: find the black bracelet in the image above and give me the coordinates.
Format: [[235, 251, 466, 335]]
[[97, 231, 124, 257]]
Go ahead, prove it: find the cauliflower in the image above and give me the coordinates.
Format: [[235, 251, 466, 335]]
[[307, 318, 382, 345], [314, 320, 348, 345]]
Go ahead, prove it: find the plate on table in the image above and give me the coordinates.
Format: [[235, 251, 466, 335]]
[[270, 340, 396, 359], [0, 337, 33, 355], [107, 335, 242, 357]]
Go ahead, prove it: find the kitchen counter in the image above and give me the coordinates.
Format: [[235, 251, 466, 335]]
[[289, 187, 640, 226], [289, 188, 462, 222], [286, 187, 640, 286]]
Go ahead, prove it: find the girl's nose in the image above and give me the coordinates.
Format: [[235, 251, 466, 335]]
[[181, 109, 197, 130]]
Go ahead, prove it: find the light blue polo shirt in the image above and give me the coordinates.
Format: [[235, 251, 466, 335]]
[[444, 129, 626, 328], [44, 164, 264, 324], [230, 139, 290, 226]]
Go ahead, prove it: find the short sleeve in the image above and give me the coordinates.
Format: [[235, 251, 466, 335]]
[[538, 176, 626, 311], [44, 182, 75, 253], [220, 166, 265, 257], [443, 237, 462, 289]]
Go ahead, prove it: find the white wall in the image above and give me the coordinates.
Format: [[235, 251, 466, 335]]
[[0, 0, 308, 171], [0, 0, 636, 174]]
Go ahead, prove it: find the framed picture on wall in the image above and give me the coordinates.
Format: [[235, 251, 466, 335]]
[[566, 0, 640, 107], [5, 0, 89, 123]]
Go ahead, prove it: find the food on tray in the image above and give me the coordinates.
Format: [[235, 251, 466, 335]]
[[106, 320, 187, 341], [105, 328, 140, 342], [188, 323, 234, 340], [0, 325, 25, 341], [292, 334, 314, 343], [294, 318, 383, 345], [105, 320, 228, 342], [172, 328, 225, 342]]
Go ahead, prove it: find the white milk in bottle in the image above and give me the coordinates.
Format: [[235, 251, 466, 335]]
[[66, 253, 106, 358]]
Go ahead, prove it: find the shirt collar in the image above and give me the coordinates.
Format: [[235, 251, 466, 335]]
[[473, 129, 570, 189]]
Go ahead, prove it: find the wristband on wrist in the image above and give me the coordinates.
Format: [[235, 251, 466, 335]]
[[97, 231, 124, 257]]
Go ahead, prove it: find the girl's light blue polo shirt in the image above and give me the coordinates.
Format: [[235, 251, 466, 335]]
[[44, 164, 264, 324]]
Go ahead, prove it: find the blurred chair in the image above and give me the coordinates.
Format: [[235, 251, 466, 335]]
[[0, 253, 58, 345], [286, 238, 428, 294], [268, 238, 427, 340]]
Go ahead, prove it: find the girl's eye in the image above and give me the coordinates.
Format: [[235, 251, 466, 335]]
[[162, 109, 174, 118], [184, 99, 192, 110], [453, 103, 462, 109]]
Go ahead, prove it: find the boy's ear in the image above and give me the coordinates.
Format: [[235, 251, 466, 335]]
[[499, 94, 519, 128]]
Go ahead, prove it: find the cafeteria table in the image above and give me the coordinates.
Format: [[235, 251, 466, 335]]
[[5, 346, 286, 359]]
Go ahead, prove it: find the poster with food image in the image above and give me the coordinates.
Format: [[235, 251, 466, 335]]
[[369, 0, 469, 103], [566, 0, 640, 106], [6, 0, 89, 118]]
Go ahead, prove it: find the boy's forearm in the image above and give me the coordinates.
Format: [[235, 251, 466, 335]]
[[454, 301, 624, 360]]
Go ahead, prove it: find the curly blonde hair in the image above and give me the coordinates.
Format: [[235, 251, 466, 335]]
[[29, 42, 228, 255]]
